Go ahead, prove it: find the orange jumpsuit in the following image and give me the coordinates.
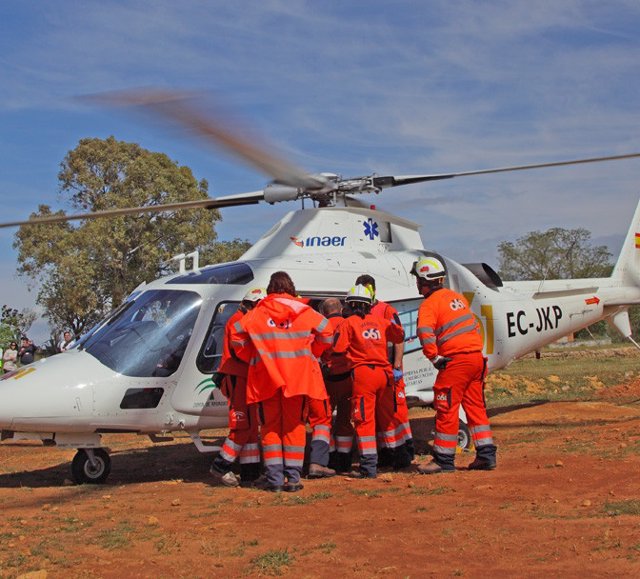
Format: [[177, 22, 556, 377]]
[[212, 308, 260, 481], [333, 313, 404, 477], [308, 314, 353, 470], [230, 293, 333, 486], [417, 287, 496, 470], [370, 300, 414, 468]]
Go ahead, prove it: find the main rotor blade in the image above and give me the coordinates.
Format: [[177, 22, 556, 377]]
[[0, 192, 264, 229], [84, 89, 325, 191], [373, 152, 640, 189]]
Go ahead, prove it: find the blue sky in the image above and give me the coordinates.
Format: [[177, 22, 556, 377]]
[[2, 1, 640, 342]]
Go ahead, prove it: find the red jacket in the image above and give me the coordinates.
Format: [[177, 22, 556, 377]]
[[218, 309, 248, 378], [371, 300, 399, 323], [320, 315, 351, 376], [333, 313, 404, 369], [230, 293, 333, 403], [417, 288, 483, 360]]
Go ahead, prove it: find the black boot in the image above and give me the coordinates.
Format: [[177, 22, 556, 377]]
[[393, 444, 413, 470], [240, 463, 261, 486], [377, 447, 394, 468], [405, 438, 416, 461], [336, 452, 352, 474], [469, 444, 497, 470]]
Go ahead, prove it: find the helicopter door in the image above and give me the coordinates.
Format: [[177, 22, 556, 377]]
[[392, 297, 438, 404], [170, 300, 241, 417]]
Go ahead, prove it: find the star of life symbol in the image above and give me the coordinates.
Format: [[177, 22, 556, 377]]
[[363, 218, 379, 240]]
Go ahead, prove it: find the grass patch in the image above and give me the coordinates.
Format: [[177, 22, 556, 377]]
[[271, 491, 333, 506], [309, 491, 333, 500], [562, 440, 596, 454], [58, 516, 92, 533], [349, 489, 382, 497], [188, 508, 220, 519], [4, 552, 28, 568], [605, 500, 640, 516], [95, 520, 134, 550], [230, 539, 259, 557], [411, 486, 449, 496], [316, 542, 336, 554], [250, 549, 294, 576], [155, 534, 181, 554], [199, 540, 221, 557]]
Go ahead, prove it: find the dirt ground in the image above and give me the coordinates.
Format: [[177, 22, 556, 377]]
[[1, 380, 640, 578]]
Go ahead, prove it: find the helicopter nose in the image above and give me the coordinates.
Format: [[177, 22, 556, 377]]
[[0, 351, 112, 431]]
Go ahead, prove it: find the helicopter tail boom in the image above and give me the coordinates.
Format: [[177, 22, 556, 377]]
[[611, 199, 640, 288]]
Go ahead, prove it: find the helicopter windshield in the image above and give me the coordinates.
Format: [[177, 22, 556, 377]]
[[82, 289, 202, 377]]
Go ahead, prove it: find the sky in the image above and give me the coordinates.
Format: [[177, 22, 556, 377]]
[[2, 0, 640, 342]]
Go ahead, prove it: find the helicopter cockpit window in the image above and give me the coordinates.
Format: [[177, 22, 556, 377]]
[[196, 301, 241, 374], [166, 262, 254, 285], [82, 289, 202, 378]]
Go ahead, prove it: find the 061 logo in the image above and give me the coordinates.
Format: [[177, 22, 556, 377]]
[[449, 299, 465, 311], [362, 328, 381, 340]]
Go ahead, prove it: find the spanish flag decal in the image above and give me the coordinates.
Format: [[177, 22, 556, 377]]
[[636, 232, 640, 249]]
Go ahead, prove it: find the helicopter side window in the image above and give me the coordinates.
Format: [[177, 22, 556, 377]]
[[83, 289, 202, 378], [389, 298, 425, 355], [196, 301, 241, 374]]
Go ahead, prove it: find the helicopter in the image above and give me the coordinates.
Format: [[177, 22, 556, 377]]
[[1, 90, 639, 484]]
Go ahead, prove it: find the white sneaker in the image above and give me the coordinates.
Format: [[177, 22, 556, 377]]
[[210, 466, 240, 487]]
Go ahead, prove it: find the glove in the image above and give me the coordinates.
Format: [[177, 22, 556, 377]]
[[393, 368, 403, 382], [431, 355, 452, 370]]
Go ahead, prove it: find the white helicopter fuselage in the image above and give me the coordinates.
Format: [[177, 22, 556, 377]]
[[1, 202, 639, 466]]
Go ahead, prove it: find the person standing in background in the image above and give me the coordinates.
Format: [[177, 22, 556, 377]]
[[18, 337, 35, 366], [2, 342, 18, 373], [58, 331, 75, 353]]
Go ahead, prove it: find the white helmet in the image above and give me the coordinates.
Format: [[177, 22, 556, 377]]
[[412, 256, 447, 281], [345, 284, 373, 305], [242, 287, 267, 303]]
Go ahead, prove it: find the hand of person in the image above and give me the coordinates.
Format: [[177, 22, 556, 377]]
[[392, 368, 403, 382], [431, 355, 452, 370]]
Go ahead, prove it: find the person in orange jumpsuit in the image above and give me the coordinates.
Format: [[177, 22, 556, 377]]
[[411, 255, 497, 474], [307, 297, 353, 476], [210, 288, 266, 487], [355, 275, 414, 470], [230, 271, 333, 492], [333, 285, 405, 479]]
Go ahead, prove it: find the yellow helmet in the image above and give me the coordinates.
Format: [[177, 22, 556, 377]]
[[345, 284, 374, 305], [411, 256, 447, 281]]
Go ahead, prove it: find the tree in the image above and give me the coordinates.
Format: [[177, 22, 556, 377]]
[[200, 238, 252, 265], [14, 137, 221, 336], [497, 227, 612, 281], [0, 324, 15, 347], [1, 305, 36, 342]]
